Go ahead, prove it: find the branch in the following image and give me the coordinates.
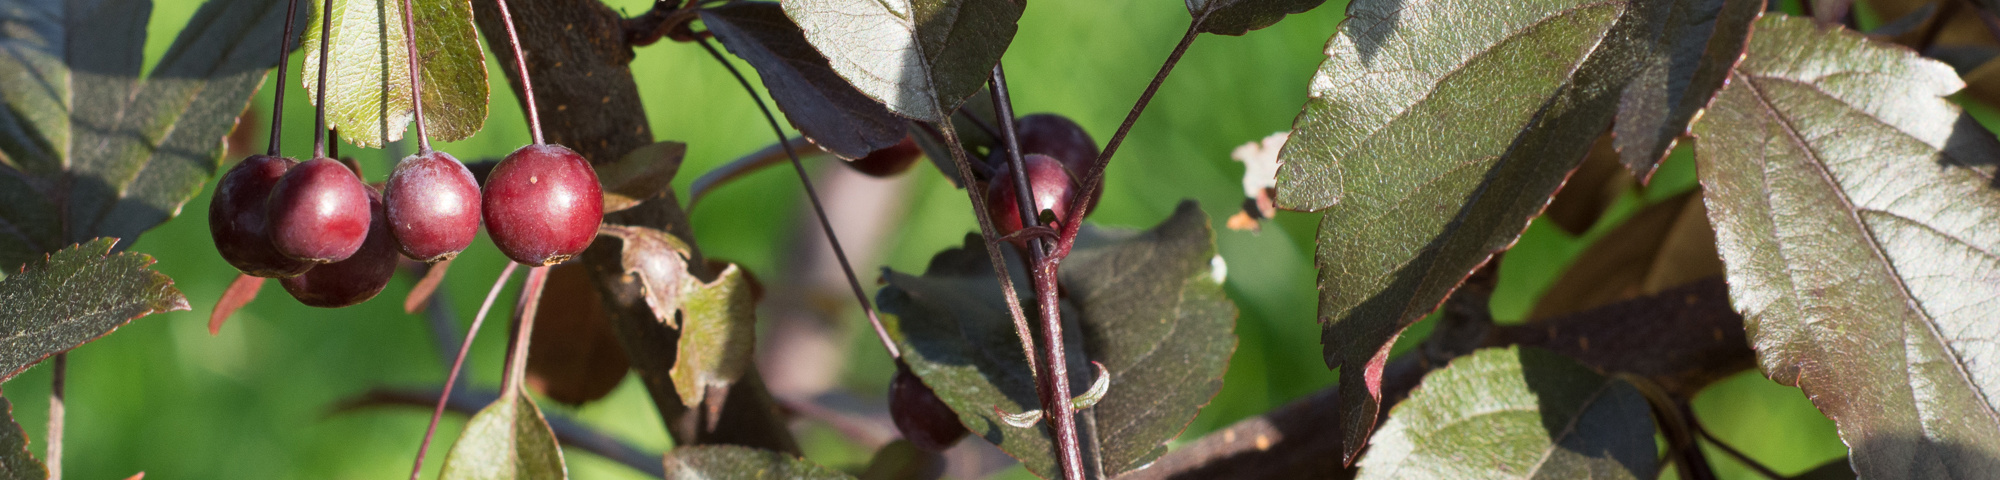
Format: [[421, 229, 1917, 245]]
[[1119, 276, 1751, 479], [340, 388, 666, 478]]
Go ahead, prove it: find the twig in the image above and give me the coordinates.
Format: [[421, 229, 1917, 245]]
[[1692, 417, 1785, 480], [398, 0, 431, 152], [930, 118, 1040, 374], [1067, 24, 1201, 236], [991, 63, 1086, 480], [46, 354, 64, 480], [502, 266, 552, 393], [695, 38, 899, 359], [311, 0, 335, 158], [686, 136, 825, 211], [266, 0, 302, 156], [408, 262, 519, 480], [346, 387, 665, 478], [1914, 0, 1963, 53], [492, 0, 545, 144]]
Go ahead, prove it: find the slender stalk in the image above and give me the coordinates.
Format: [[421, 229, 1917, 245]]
[[398, 0, 431, 153], [45, 354, 64, 480], [311, 0, 335, 158], [266, 0, 302, 156], [695, 38, 899, 359], [686, 136, 823, 211], [491, 0, 545, 144], [408, 262, 519, 480], [929, 112, 1038, 375], [1692, 418, 1784, 480], [502, 266, 552, 393], [1068, 24, 1200, 232], [991, 63, 1085, 480]]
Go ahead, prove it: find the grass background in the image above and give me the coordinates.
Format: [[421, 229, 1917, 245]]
[[0, 0, 1857, 478]]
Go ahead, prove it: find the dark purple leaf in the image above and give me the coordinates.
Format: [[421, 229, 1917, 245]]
[[701, 3, 906, 159]]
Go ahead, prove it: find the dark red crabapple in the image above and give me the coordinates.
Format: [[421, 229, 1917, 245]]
[[385, 150, 482, 262], [889, 360, 968, 452], [210, 155, 315, 278], [986, 154, 1079, 239], [280, 187, 398, 307], [483, 144, 603, 266], [1012, 113, 1101, 214], [266, 157, 372, 263], [845, 136, 923, 177]]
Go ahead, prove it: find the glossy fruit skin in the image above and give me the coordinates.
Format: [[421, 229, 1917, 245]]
[[210, 155, 314, 277], [483, 144, 603, 266], [385, 150, 482, 263], [280, 187, 398, 307], [986, 154, 1078, 238], [266, 157, 372, 263], [846, 136, 923, 177], [1013, 113, 1101, 214], [889, 361, 968, 452]]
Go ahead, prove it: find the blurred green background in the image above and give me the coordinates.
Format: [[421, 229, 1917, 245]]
[[0, 0, 1856, 478]]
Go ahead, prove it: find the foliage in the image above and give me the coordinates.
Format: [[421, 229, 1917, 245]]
[[299, 0, 488, 147]]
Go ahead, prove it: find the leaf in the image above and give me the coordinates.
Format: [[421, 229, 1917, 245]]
[[300, 0, 487, 148], [1529, 190, 1720, 319], [1611, 0, 1760, 181], [0, 0, 295, 270], [702, 2, 906, 160], [438, 388, 568, 480], [878, 201, 1236, 478], [0, 238, 188, 382], [1271, 0, 1674, 461], [1693, 15, 2000, 478], [670, 263, 758, 409], [662, 445, 853, 480], [208, 273, 265, 335], [597, 142, 686, 213], [526, 263, 629, 406], [1356, 346, 1657, 479], [1540, 132, 1635, 235], [598, 225, 696, 329], [858, 440, 945, 480], [0, 396, 46, 480], [780, 0, 1023, 122], [1187, 0, 1329, 36]]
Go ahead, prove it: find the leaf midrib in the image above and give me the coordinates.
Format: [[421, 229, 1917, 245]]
[[1737, 70, 2000, 426]]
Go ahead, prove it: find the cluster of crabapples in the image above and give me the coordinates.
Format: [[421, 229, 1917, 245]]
[[209, 144, 602, 308], [883, 112, 1102, 452]]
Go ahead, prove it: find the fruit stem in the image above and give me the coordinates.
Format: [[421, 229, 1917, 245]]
[[502, 265, 551, 394], [928, 114, 1040, 375], [1070, 23, 1200, 238], [491, 0, 545, 145], [398, 0, 431, 153], [266, 0, 302, 157], [312, 0, 335, 159], [408, 262, 518, 480], [991, 63, 1088, 480], [45, 353, 63, 480], [695, 38, 900, 360], [686, 136, 822, 211]]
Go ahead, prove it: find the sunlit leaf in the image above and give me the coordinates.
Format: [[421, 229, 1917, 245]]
[[0, 238, 187, 382], [879, 202, 1235, 478], [780, 0, 1022, 122], [0, 396, 45, 480], [300, 0, 487, 147], [1186, 0, 1328, 36], [670, 263, 758, 409], [702, 2, 905, 159], [1611, 0, 1759, 180], [1357, 346, 1657, 479], [1271, 0, 1674, 460], [0, 0, 294, 270], [663, 445, 853, 479], [439, 388, 568, 480], [1694, 15, 2000, 478]]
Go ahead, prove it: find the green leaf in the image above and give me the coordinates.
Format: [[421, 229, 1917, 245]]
[[858, 440, 944, 480], [1693, 15, 2000, 477], [1610, 0, 1759, 181], [701, 2, 906, 160], [878, 201, 1236, 478], [1187, 0, 1329, 36], [0, 0, 294, 270], [663, 445, 854, 480], [1357, 346, 1657, 479], [301, 0, 487, 148], [779, 0, 1022, 122], [1271, 0, 1673, 459], [438, 388, 568, 480], [598, 142, 686, 213], [0, 238, 188, 382], [0, 396, 46, 480], [670, 263, 758, 409]]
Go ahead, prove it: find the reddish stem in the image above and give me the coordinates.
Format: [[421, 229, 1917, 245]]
[[502, 266, 551, 393], [408, 262, 519, 480], [491, 0, 545, 144], [266, 0, 302, 156], [311, 0, 334, 158], [398, 0, 431, 153]]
